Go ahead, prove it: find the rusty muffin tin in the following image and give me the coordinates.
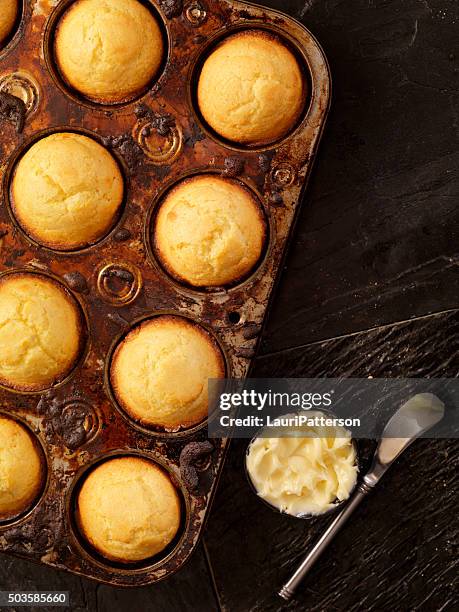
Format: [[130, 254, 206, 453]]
[[0, 0, 330, 586]]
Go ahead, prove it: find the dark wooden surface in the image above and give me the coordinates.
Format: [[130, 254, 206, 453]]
[[1, 0, 458, 610]]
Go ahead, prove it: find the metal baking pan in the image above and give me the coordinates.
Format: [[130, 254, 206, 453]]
[[0, 0, 330, 586]]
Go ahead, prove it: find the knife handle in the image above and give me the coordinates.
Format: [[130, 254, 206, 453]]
[[278, 481, 373, 601]]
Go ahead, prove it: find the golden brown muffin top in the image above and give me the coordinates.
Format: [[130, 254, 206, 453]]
[[55, 0, 164, 103], [77, 456, 181, 562], [0, 0, 18, 47], [154, 175, 266, 288], [0, 416, 45, 521], [11, 132, 124, 251], [0, 272, 85, 392], [110, 316, 225, 430], [198, 30, 306, 145]]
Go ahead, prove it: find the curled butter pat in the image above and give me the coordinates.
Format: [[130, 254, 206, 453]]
[[246, 417, 358, 516]]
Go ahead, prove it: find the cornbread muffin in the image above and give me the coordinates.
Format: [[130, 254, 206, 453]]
[[111, 316, 225, 429], [154, 175, 266, 287], [11, 133, 124, 251], [0, 0, 18, 47], [55, 0, 164, 103], [0, 416, 45, 521], [77, 457, 181, 562], [0, 272, 85, 391], [198, 30, 306, 145]]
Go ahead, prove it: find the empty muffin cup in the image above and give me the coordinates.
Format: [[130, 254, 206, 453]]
[[0, 271, 86, 392]]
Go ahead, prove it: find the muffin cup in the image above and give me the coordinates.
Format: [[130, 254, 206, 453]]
[[105, 312, 231, 439], [0, 268, 89, 393], [44, 0, 170, 108], [4, 127, 129, 254], [146, 169, 272, 294], [189, 25, 313, 151], [0, 411, 49, 526], [68, 451, 189, 571], [0, 0, 26, 58]]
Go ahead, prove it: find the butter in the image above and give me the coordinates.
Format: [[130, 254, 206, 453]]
[[246, 415, 358, 516]]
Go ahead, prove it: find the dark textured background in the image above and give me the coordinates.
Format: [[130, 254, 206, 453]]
[[1, 0, 458, 610]]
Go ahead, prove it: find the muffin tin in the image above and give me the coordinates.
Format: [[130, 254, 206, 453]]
[[0, 0, 330, 586]]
